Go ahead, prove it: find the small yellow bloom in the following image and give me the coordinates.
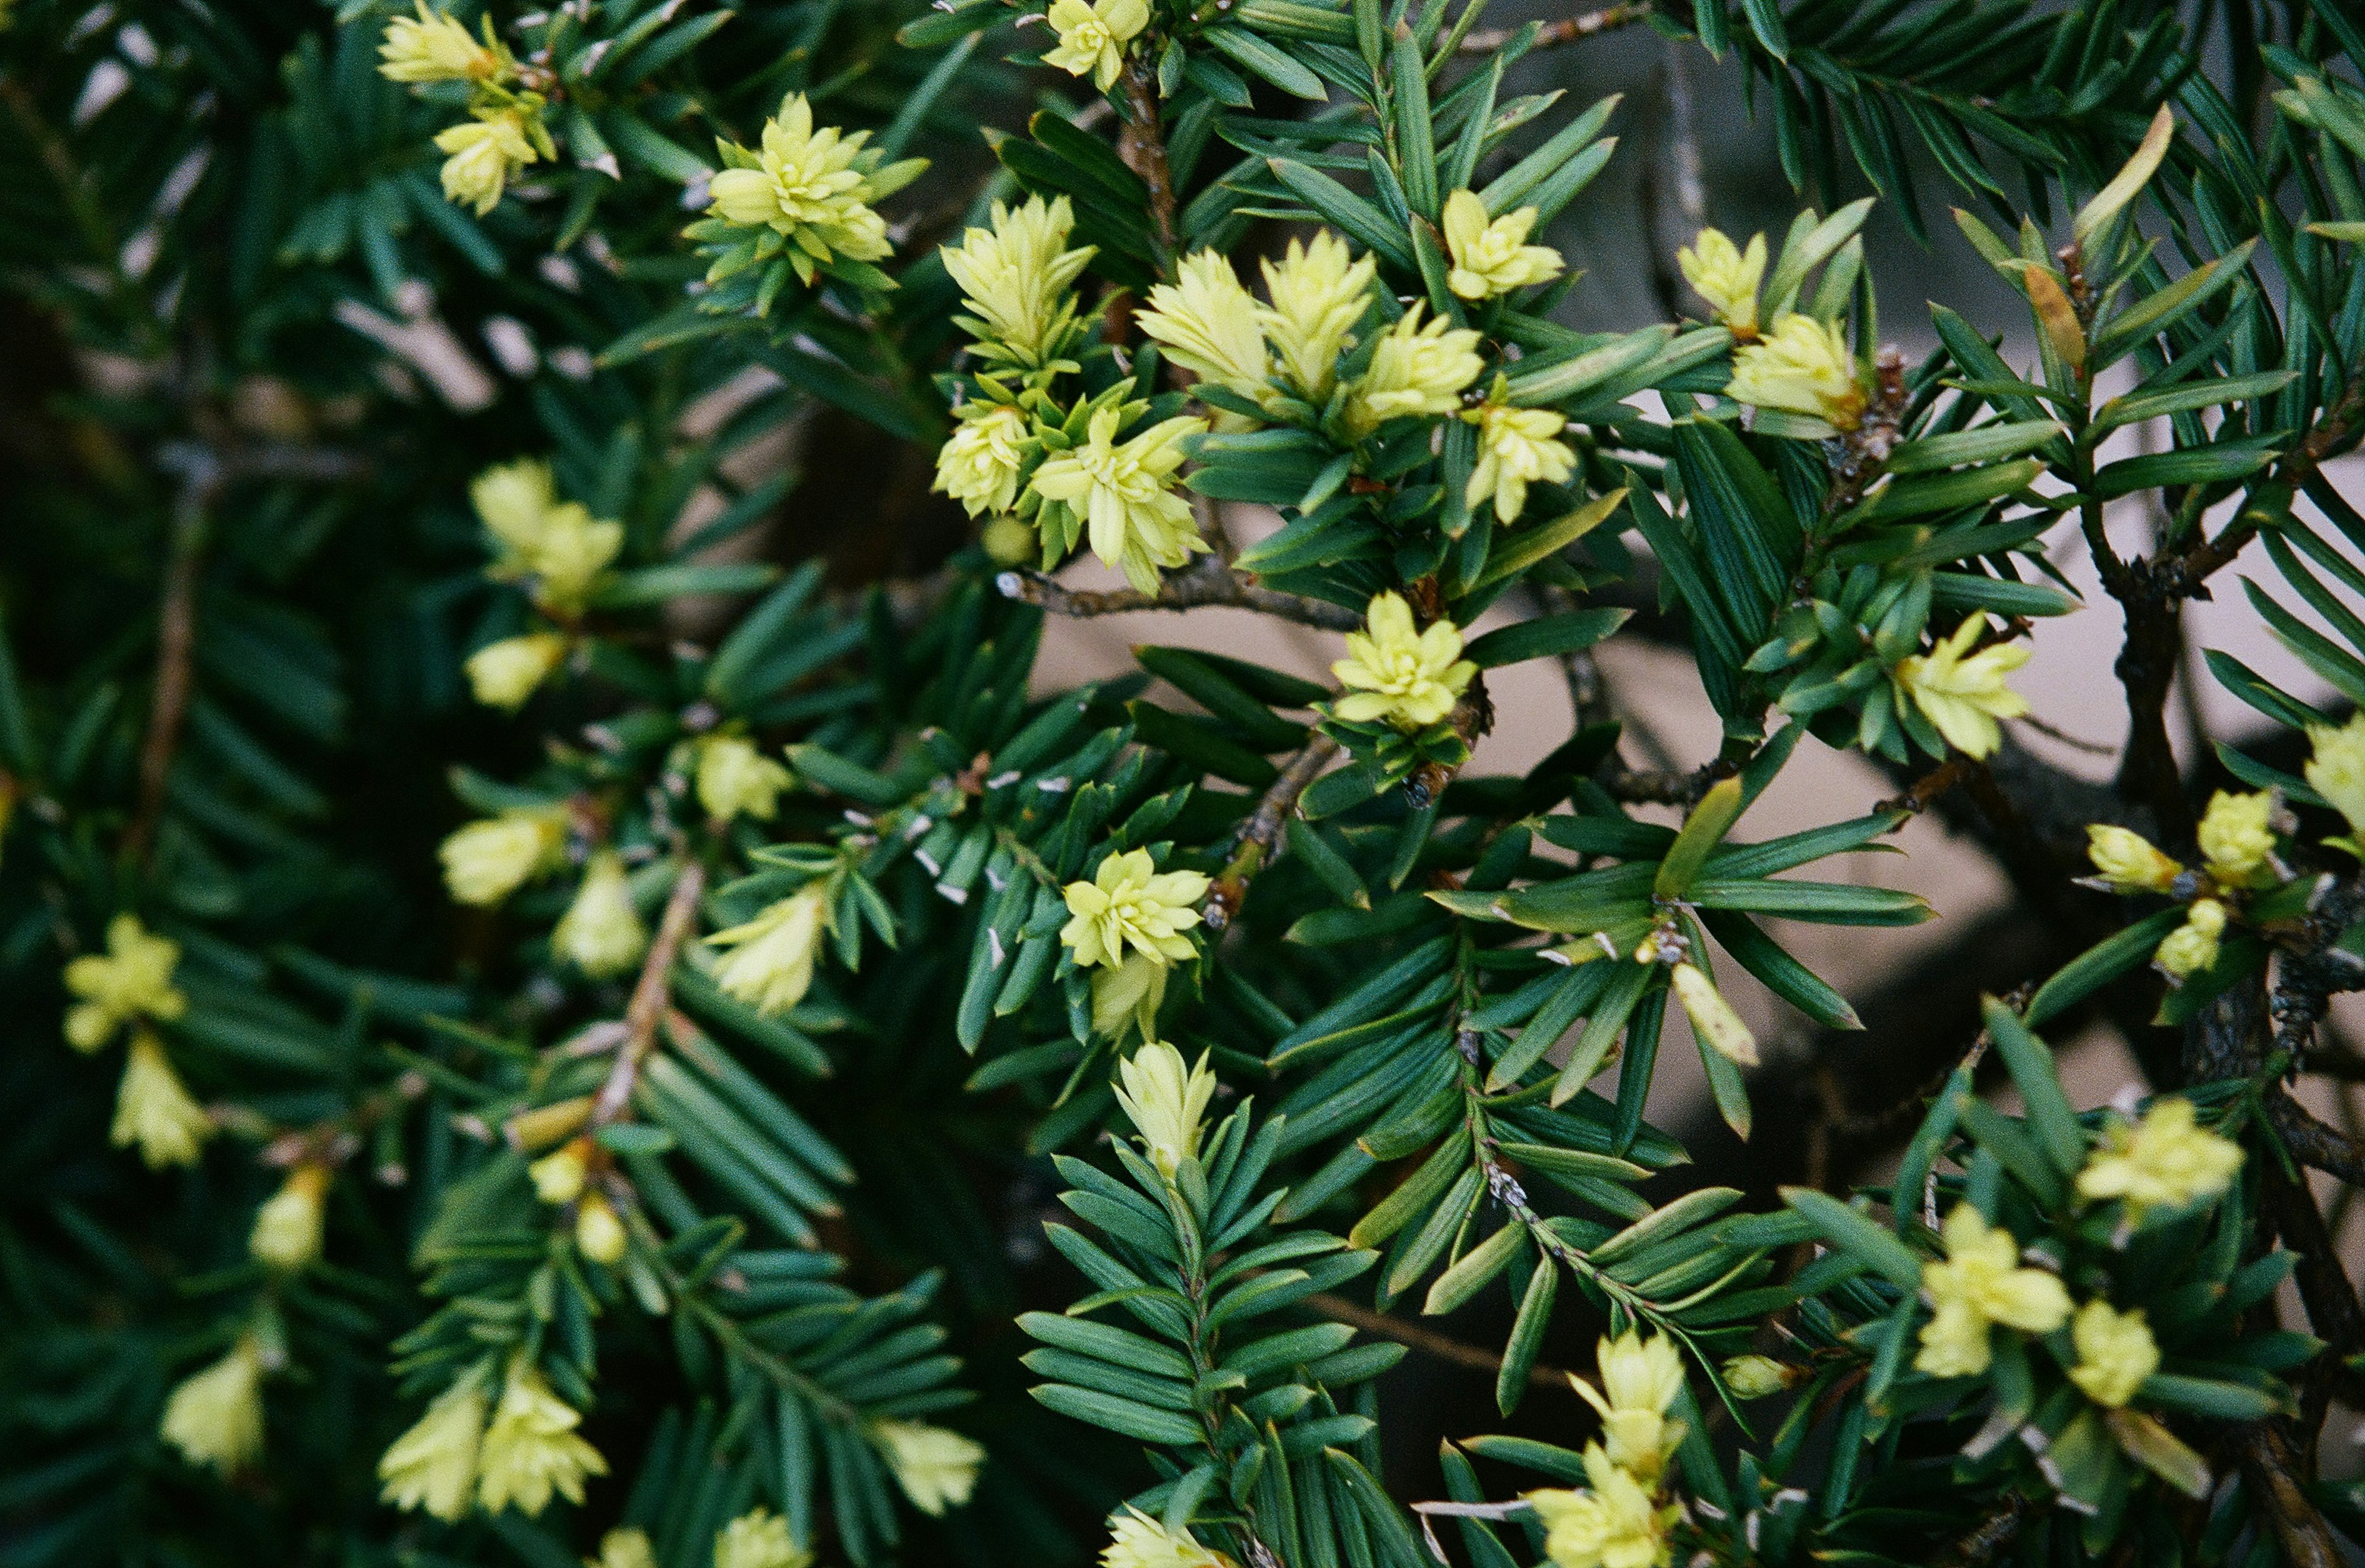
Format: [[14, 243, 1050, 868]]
[[1893, 617, 2031, 761], [705, 94, 911, 276], [1258, 232, 1377, 402], [1027, 409, 1209, 594], [942, 195, 1096, 366], [1728, 312, 1864, 431], [555, 852, 649, 979], [2196, 788, 2277, 887], [697, 735, 794, 824], [2085, 824, 2181, 894], [2304, 714, 2365, 842], [1061, 849, 1211, 970], [1343, 304, 1484, 436], [65, 913, 187, 1052], [440, 810, 567, 906], [575, 1190, 628, 1265], [1442, 190, 1564, 301], [1721, 1354, 1793, 1399], [476, 1357, 608, 1516], [161, 1335, 267, 1477], [1914, 1204, 2071, 1378], [1042, 0, 1150, 91], [467, 633, 569, 711], [1090, 950, 1170, 1039], [1524, 1444, 1677, 1568], [1114, 1040, 1218, 1181], [531, 1139, 591, 1205], [521, 503, 625, 613], [1102, 1505, 1239, 1568], [380, 1372, 489, 1520], [1139, 250, 1272, 411], [936, 404, 1034, 518], [714, 1508, 812, 1568], [379, 3, 505, 83], [472, 459, 558, 560], [1331, 591, 1476, 730], [250, 1163, 331, 1271], [1668, 961, 1758, 1067], [113, 1032, 212, 1167], [1569, 1331, 1686, 1485], [1676, 228, 1766, 337], [873, 1420, 983, 1516], [2076, 1096, 2242, 1220], [2153, 896, 2226, 981], [708, 883, 832, 1016], [2068, 1299, 2159, 1408], [587, 1526, 660, 1568], [436, 110, 539, 217], [1463, 397, 1575, 523]]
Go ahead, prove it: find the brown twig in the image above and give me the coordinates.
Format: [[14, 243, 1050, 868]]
[[1300, 1290, 1581, 1395], [593, 862, 709, 1125], [1204, 733, 1341, 931], [1114, 49, 1176, 263], [997, 559, 1363, 631], [1458, 1, 1652, 52], [2237, 1423, 2342, 1568]]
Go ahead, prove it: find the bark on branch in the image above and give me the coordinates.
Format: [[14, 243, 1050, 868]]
[[997, 560, 1363, 631]]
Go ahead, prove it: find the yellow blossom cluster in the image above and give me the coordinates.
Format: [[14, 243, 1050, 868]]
[[1465, 387, 1577, 523], [704, 94, 926, 285], [1061, 849, 1210, 1038], [1676, 227, 1766, 339], [162, 1334, 269, 1476], [872, 1419, 985, 1514], [469, 458, 624, 618], [2076, 1096, 2242, 1221], [1100, 1504, 1240, 1568], [1442, 188, 1565, 301], [64, 914, 212, 1168], [1331, 591, 1477, 732], [378, 6, 550, 215], [440, 806, 568, 906], [2080, 791, 2286, 981], [1113, 1039, 1218, 1181], [1727, 312, 1864, 432], [709, 881, 834, 1016], [378, 1357, 606, 1520], [1042, 0, 1150, 91], [1891, 616, 2030, 760], [1525, 1332, 1688, 1568]]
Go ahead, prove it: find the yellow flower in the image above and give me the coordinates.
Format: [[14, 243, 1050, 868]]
[[2085, 825, 2181, 894], [1464, 397, 1575, 523], [1102, 1505, 1239, 1568], [1676, 227, 1766, 337], [1728, 312, 1864, 431], [2196, 788, 2277, 887], [1914, 1204, 2071, 1378], [709, 883, 831, 1016], [1090, 950, 1170, 1040], [1027, 408, 1210, 594], [1892, 617, 2031, 760], [705, 94, 918, 280], [1114, 1040, 1217, 1180], [161, 1335, 267, 1477], [714, 1508, 811, 1568], [1139, 251, 1272, 411], [1331, 590, 1476, 730], [1061, 848, 1211, 969], [1720, 1354, 1794, 1399], [113, 1032, 212, 1167], [1343, 304, 1484, 436], [2304, 713, 2365, 843], [467, 633, 569, 711], [250, 1163, 331, 1271], [65, 913, 187, 1053], [936, 404, 1034, 518], [472, 459, 558, 560], [1043, 0, 1149, 91], [697, 735, 794, 823], [1258, 232, 1377, 402], [522, 503, 625, 613], [554, 852, 649, 978], [2068, 1299, 2159, 1408], [379, 3, 505, 83], [440, 810, 567, 906], [1524, 1445, 1677, 1568], [1569, 1331, 1686, 1485], [1442, 190, 1564, 301], [2153, 896, 2226, 981], [2076, 1096, 2242, 1220], [873, 1420, 983, 1516], [531, 1139, 591, 1205], [436, 110, 538, 217], [1668, 961, 1758, 1067], [944, 195, 1097, 366], [588, 1526, 660, 1568], [380, 1372, 488, 1521], [575, 1191, 628, 1264], [476, 1357, 608, 1516]]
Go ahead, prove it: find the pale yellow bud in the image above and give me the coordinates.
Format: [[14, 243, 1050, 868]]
[[475, 1357, 607, 1516], [696, 736, 793, 824], [1331, 591, 1476, 731], [466, 634, 568, 711], [2305, 714, 2365, 842], [709, 884, 831, 1016], [2196, 789, 2277, 887], [250, 1163, 331, 1270], [2068, 1299, 2159, 1408], [980, 512, 1037, 565], [587, 1527, 660, 1568], [714, 1508, 812, 1568], [111, 1032, 212, 1168], [1103, 1505, 1239, 1568], [161, 1335, 267, 1476], [532, 1141, 591, 1205], [554, 852, 650, 978], [1463, 397, 1575, 523], [575, 1191, 628, 1265], [379, 1372, 488, 1521], [1721, 1354, 1795, 1399], [1112, 1040, 1218, 1181], [1442, 189, 1563, 301], [1677, 227, 1767, 336], [435, 110, 539, 217], [379, 3, 505, 83], [1041, 0, 1149, 91], [2085, 824, 2181, 894], [440, 811, 566, 906], [65, 913, 187, 1053], [1060, 849, 1210, 971], [1728, 312, 1864, 432], [873, 1420, 983, 1516], [2153, 897, 2226, 980]]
